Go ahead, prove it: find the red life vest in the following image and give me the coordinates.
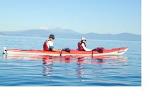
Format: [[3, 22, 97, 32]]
[[78, 42, 86, 51], [43, 41, 49, 51]]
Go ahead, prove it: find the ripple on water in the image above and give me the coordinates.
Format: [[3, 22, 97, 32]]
[[0, 37, 141, 86]]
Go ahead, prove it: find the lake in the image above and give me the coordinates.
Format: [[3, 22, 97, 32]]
[[0, 35, 141, 86]]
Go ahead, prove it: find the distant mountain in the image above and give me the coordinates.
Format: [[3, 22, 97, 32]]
[[0, 28, 81, 38], [83, 32, 141, 41], [0, 29, 140, 41], [0, 29, 49, 37], [50, 28, 81, 34]]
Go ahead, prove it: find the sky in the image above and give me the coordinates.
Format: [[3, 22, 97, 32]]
[[0, 0, 141, 34]]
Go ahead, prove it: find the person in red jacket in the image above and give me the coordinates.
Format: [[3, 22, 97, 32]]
[[43, 34, 55, 51], [77, 37, 91, 51]]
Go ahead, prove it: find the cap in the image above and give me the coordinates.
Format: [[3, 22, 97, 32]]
[[49, 34, 55, 39]]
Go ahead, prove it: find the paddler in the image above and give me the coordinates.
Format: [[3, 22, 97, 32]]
[[43, 34, 55, 51], [77, 37, 91, 51]]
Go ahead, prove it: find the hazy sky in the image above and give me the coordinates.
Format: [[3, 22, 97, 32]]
[[0, 0, 141, 34]]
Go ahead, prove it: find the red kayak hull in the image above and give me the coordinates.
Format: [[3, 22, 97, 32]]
[[3, 47, 128, 57]]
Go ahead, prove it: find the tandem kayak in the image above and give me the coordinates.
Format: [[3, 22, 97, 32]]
[[3, 47, 128, 57]]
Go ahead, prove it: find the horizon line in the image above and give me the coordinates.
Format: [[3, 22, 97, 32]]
[[0, 28, 140, 35]]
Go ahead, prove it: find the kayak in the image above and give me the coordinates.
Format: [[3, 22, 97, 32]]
[[3, 47, 128, 56], [3, 47, 128, 57]]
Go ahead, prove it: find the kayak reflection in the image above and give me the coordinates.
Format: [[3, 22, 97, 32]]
[[3, 54, 128, 77], [3, 54, 128, 65], [42, 56, 53, 76]]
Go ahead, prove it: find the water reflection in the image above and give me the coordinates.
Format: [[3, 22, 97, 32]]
[[76, 57, 85, 80], [76, 57, 105, 80], [42, 56, 53, 76], [2, 54, 128, 77]]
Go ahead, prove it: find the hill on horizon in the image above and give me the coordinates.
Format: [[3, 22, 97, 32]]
[[0, 28, 141, 41]]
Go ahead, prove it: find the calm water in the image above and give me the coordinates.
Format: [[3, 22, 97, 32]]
[[0, 35, 141, 86]]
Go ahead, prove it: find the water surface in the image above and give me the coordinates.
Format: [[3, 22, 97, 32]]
[[0, 35, 141, 86]]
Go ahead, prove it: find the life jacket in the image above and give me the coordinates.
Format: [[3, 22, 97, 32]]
[[43, 41, 49, 51], [78, 41, 86, 51]]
